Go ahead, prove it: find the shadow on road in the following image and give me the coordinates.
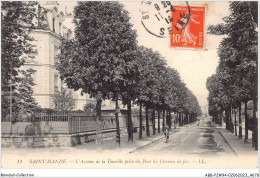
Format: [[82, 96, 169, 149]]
[[196, 121, 227, 156]]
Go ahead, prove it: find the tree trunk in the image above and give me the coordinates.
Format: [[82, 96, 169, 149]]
[[230, 105, 233, 133], [177, 112, 180, 127], [234, 108, 237, 136], [178, 113, 180, 126], [253, 96, 258, 150], [152, 108, 156, 135], [175, 112, 177, 126], [139, 103, 142, 139], [220, 111, 222, 127], [216, 114, 218, 123], [146, 106, 150, 137], [165, 111, 168, 127], [96, 99, 103, 146], [127, 99, 133, 142], [162, 109, 165, 132], [166, 111, 169, 127], [184, 113, 186, 124], [158, 110, 160, 133], [239, 102, 242, 138], [180, 113, 182, 126], [245, 100, 248, 141], [169, 111, 172, 129], [182, 113, 183, 125], [225, 109, 229, 131], [181, 112, 184, 126], [115, 95, 120, 148]]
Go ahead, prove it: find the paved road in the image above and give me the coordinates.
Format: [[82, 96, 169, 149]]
[[135, 119, 236, 157]]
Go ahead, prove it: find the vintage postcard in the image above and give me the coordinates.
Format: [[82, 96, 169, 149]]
[[1, 0, 259, 177]]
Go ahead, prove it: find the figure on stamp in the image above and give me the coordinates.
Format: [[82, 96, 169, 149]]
[[177, 9, 200, 46]]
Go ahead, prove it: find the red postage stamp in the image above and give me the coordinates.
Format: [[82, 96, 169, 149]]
[[170, 6, 205, 49]]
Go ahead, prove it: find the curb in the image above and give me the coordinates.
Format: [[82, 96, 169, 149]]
[[218, 130, 238, 156], [129, 130, 178, 154]]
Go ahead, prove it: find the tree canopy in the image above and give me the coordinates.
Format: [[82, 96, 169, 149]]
[[207, 1, 257, 115], [207, 1, 258, 149], [1, 2, 39, 121], [56, 1, 202, 144]]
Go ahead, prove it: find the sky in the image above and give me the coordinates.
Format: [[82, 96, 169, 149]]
[[58, 1, 230, 110]]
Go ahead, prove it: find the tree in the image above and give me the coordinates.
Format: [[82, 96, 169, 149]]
[[84, 103, 96, 115], [54, 88, 75, 112], [16, 69, 39, 121], [120, 49, 140, 142], [1, 2, 38, 123], [134, 46, 167, 136], [207, 2, 257, 150], [56, 2, 138, 147], [1, 1, 37, 92], [2, 69, 39, 122], [133, 46, 201, 133]]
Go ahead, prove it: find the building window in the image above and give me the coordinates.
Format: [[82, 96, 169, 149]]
[[54, 45, 58, 63], [47, 1, 58, 5], [54, 75, 58, 92], [53, 18, 55, 33]]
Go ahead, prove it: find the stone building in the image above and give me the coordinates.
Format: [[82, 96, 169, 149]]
[[22, 1, 125, 111], [22, 1, 94, 110]]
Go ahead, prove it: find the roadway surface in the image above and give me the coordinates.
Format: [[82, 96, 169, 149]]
[[134, 119, 236, 157]]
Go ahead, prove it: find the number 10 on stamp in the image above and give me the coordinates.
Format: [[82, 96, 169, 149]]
[[170, 6, 205, 49]]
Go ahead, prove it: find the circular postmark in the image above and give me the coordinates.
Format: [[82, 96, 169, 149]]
[[140, 1, 190, 38]]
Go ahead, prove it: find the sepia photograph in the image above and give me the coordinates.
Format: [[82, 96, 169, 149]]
[[1, 0, 259, 177]]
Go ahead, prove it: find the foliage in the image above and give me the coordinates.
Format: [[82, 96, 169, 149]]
[[1, 2, 39, 122], [57, 1, 137, 102], [1, 1, 38, 92], [207, 1, 258, 115], [56, 1, 202, 142], [54, 88, 75, 112], [134, 46, 201, 117], [84, 103, 96, 115], [56, 1, 139, 143], [2, 69, 40, 122]]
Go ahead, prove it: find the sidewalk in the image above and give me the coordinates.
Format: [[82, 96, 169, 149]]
[[75, 128, 178, 154], [93, 122, 198, 154], [1, 124, 193, 158], [216, 126, 257, 156]]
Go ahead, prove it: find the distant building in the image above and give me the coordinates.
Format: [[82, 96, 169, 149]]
[[201, 105, 208, 118]]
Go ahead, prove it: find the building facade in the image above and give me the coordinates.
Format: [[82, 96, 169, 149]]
[[22, 1, 124, 111], [22, 1, 93, 110]]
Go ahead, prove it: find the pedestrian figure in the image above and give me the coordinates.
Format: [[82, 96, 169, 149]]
[[164, 125, 169, 143]]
